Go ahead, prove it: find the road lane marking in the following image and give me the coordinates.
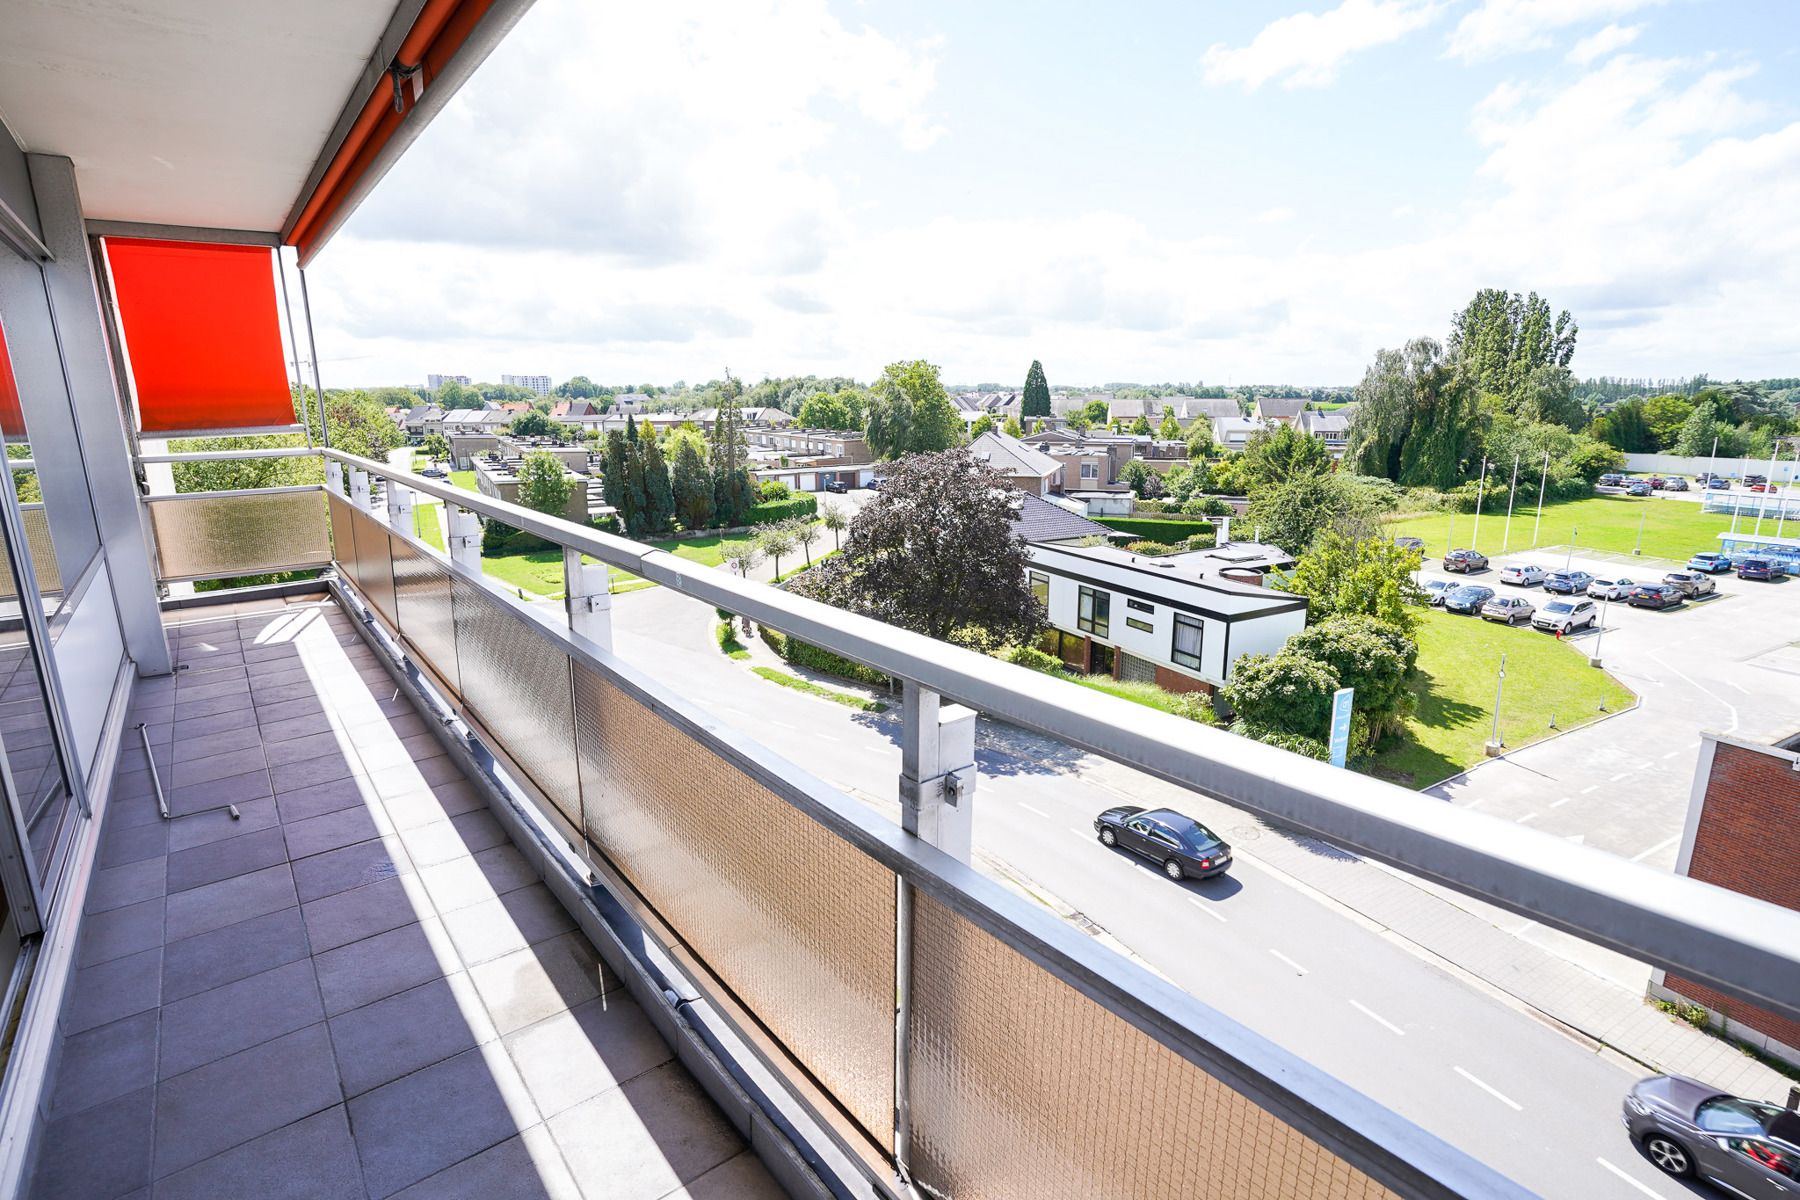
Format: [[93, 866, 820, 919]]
[[1632, 833, 1681, 862], [769, 720, 798, 731], [1596, 1157, 1671, 1199], [1515, 812, 1538, 824], [1018, 803, 1049, 819], [1186, 897, 1227, 923], [1660, 749, 1682, 760], [1453, 1066, 1522, 1111], [1581, 784, 1600, 794], [1348, 999, 1405, 1035], [1549, 796, 1574, 808], [816, 734, 839, 742], [1069, 827, 1092, 844], [1609, 772, 1630, 782], [1268, 949, 1309, 976]]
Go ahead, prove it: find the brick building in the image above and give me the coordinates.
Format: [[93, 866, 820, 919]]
[[1650, 731, 1800, 1067]]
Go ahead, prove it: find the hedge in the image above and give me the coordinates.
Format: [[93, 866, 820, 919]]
[[758, 623, 891, 687], [1096, 516, 1214, 544], [746, 495, 818, 526]]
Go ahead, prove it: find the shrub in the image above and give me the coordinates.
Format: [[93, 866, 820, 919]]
[[997, 644, 1062, 673], [1232, 722, 1329, 761], [1124, 540, 1177, 557], [1095, 516, 1214, 544], [1133, 499, 1170, 513], [746, 495, 817, 526], [1182, 497, 1235, 517], [758, 479, 792, 501], [1182, 532, 1217, 552], [759, 623, 890, 686]]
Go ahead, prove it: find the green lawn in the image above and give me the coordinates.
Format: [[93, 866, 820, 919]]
[[448, 470, 477, 492], [1367, 609, 1634, 787], [414, 504, 444, 551], [1382, 494, 1737, 563], [649, 521, 824, 569]]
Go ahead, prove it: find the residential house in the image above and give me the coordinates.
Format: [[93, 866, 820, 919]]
[[1021, 428, 1130, 496], [472, 453, 590, 522], [1252, 396, 1307, 424], [969, 431, 1061, 496], [1296, 408, 1352, 458], [1212, 415, 1269, 453]]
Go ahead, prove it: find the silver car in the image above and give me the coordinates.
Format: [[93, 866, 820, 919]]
[[1587, 577, 1635, 600], [1623, 1075, 1800, 1191]]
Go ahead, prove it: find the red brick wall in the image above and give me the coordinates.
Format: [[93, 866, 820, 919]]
[[1154, 666, 1213, 696], [1663, 740, 1800, 1051]]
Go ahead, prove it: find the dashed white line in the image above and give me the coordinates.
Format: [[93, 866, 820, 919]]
[[1580, 784, 1600, 794], [1631, 833, 1681, 863], [769, 720, 798, 731], [1548, 796, 1574, 808], [1608, 772, 1630, 782], [1348, 999, 1406, 1035], [1660, 749, 1682, 760], [1596, 1156, 1670, 1199], [1268, 949, 1309, 976], [816, 734, 840, 743], [1453, 1066, 1522, 1111], [1018, 803, 1049, 819], [1186, 897, 1227, 923], [1068, 827, 1091, 844], [1515, 812, 1539, 824]]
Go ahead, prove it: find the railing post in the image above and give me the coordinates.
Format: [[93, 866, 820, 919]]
[[562, 546, 613, 651], [445, 502, 482, 573], [897, 681, 976, 862], [385, 479, 415, 534], [349, 466, 372, 511], [325, 459, 344, 497]]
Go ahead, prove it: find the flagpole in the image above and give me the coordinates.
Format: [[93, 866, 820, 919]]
[[1532, 451, 1548, 548], [1501, 454, 1520, 552], [1471, 457, 1490, 552]]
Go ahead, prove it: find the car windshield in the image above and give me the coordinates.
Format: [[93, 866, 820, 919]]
[[1151, 814, 1219, 851], [1545, 602, 1572, 613], [1697, 1098, 1784, 1136]]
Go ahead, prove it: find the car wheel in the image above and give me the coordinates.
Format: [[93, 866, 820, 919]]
[[1643, 1135, 1693, 1178], [1163, 859, 1184, 881], [1099, 827, 1117, 847]]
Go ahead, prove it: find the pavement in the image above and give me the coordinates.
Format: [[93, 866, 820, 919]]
[[606, 577, 1796, 1200]]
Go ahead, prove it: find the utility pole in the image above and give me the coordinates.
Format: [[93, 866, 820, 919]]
[[1589, 596, 1609, 668], [1779, 443, 1797, 538], [1633, 511, 1645, 556], [1565, 526, 1578, 570], [1471, 457, 1490, 552], [1755, 444, 1780, 538], [1532, 451, 1549, 548], [1501, 454, 1520, 552], [1484, 653, 1507, 757]]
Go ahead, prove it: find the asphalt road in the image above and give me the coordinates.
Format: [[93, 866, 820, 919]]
[[609, 583, 1723, 1200]]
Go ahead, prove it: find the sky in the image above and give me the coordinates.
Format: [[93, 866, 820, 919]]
[[306, 0, 1800, 391]]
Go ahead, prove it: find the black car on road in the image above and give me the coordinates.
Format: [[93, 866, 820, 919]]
[[1443, 548, 1488, 573], [1094, 806, 1231, 881], [1628, 583, 1684, 610], [1623, 1074, 1800, 1191], [823, 479, 849, 493]]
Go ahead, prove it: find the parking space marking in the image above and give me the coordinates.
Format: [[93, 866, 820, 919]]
[[1069, 827, 1092, 844], [1596, 1157, 1671, 1199], [1349, 999, 1405, 1035], [1018, 803, 1049, 819], [1515, 812, 1538, 824], [1632, 833, 1681, 863], [1581, 785, 1600, 794], [1187, 897, 1227, 923], [1549, 796, 1574, 808], [1454, 1066, 1522, 1111], [769, 720, 798, 731], [1660, 749, 1682, 759], [816, 733, 839, 742], [1609, 772, 1630, 782], [1268, 949, 1309, 976]]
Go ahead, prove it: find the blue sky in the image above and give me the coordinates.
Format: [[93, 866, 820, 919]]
[[311, 0, 1800, 389]]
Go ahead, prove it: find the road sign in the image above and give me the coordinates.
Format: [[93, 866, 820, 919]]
[[1328, 686, 1354, 769]]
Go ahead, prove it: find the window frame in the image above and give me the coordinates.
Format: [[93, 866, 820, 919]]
[[1077, 585, 1110, 638], [1029, 570, 1049, 608], [1171, 612, 1204, 670]]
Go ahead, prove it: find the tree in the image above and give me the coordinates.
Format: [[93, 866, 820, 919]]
[[1275, 532, 1426, 634], [710, 378, 756, 525], [1220, 652, 1339, 744], [435, 380, 482, 409], [1117, 460, 1164, 498], [1022, 360, 1052, 418], [421, 432, 450, 464], [1082, 399, 1110, 425], [788, 448, 1042, 648], [1157, 410, 1181, 441], [1185, 417, 1215, 461], [671, 438, 715, 530], [864, 360, 962, 458], [720, 541, 761, 582], [1130, 414, 1151, 435], [969, 414, 998, 440], [1239, 423, 1331, 491], [1590, 399, 1653, 452], [640, 434, 675, 535], [1246, 475, 1383, 556], [820, 501, 849, 549], [555, 376, 602, 399], [794, 518, 821, 567], [797, 392, 854, 431], [602, 432, 630, 518], [1675, 401, 1727, 457], [757, 521, 798, 577], [516, 451, 572, 518], [1345, 338, 1479, 488], [509, 411, 554, 438], [1448, 288, 1579, 425], [1002, 416, 1023, 439], [1286, 616, 1416, 741], [621, 436, 651, 537]]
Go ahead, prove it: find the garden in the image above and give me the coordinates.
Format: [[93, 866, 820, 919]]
[[1381, 493, 1742, 563]]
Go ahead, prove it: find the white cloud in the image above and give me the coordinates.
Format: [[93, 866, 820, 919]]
[[1447, 0, 1663, 63], [1255, 206, 1296, 223], [1567, 23, 1643, 65], [1200, 0, 1442, 91]]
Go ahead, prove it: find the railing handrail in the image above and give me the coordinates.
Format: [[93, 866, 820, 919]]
[[323, 446, 1800, 1027]]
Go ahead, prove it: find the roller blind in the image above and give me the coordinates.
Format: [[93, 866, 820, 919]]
[[104, 238, 294, 434]]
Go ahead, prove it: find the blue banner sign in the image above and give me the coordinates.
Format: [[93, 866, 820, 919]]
[[1328, 686, 1354, 769]]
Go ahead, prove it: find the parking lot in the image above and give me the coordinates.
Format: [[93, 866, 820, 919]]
[[1420, 545, 1800, 881]]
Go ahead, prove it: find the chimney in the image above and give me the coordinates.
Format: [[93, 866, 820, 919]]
[[1215, 515, 1231, 545]]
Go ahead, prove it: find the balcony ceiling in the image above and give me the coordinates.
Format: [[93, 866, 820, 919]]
[[0, 0, 406, 232]]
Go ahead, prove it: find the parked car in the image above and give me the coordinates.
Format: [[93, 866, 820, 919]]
[[1499, 563, 1547, 587], [420, 467, 447, 478], [1622, 1074, 1800, 1190], [1745, 474, 1766, 486], [1421, 578, 1456, 607], [1481, 596, 1535, 625], [1649, 476, 1667, 490], [1737, 558, 1788, 582], [1543, 570, 1595, 595], [1443, 585, 1495, 615], [1628, 583, 1684, 610], [866, 477, 885, 491], [1093, 806, 1232, 881], [1627, 480, 1652, 497], [1666, 477, 1690, 492], [1393, 536, 1425, 551], [1532, 598, 1597, 634], [1598, 473, 1625, 488], [1687, 552, 1734, 574], [823, 479, 849, 493], [1444, 548, 1489, 573], [1663, 571, 1717, 598], [1587, 577, 1636, 600], [1706, 477, 1731, 489]]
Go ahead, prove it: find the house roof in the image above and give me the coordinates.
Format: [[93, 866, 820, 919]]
[[1213, 416, 1267, 441], [970, 431, 1061, 479], [1254, 396, 1307, 420], [1298, 409, 1350, 435], [1009, 493, 1115, 544], [1174, 396, 1242, 421]]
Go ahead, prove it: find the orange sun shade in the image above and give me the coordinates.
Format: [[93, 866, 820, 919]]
[[0, 314, 23, 439], [105, 238, 295, 434]]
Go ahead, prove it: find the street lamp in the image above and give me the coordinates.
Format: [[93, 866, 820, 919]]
[[1484, 653, 1507, 756], [1589, 595, 1609, 668], [1565, 526, 1578, 570]]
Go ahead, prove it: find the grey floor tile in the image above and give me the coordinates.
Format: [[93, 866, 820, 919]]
[[276, 777, 370, 824], [303, 876, 430, 955], [168, 724, 262, 765], [87, 858, 167, 915], [48, 1010, 158, 1120], [153, 1024, 342, 1179], [439, 886, 576, 968], [32, 1084, 154, 1200], [466, 933, 603, 1036], [329, 973, 497, 1097], [174, 677, 249, 704], [314, 918, 457, 1017], [170, 706, 259, 740], [269, 752, 358, 795], [252, 694, 326, 721], [164, 864, 297, 943], [172, 746, 268, 789], [547, 1063, 742, 1200], [284, 804, 388, 862], [165, 826, 290, 894], [388, 1125, 580, 1200], [65, 946, 163, 1035], [264, 731, 346, 768], [503, 994, 673, 1119], [416, 844, 538, 916], [400, 810, 507, 869], [163, 906, 311, 1002], [254, 679, 330, 706], [260, 711, 336, 744], [166, 769, 273, 817], [106, 792, 166, 833], [670, 1151, 788, 1200], [158, 959, 324, 1078], [294, 837, 412, 904], [356, 734, 446, 775], [172, 692, 249, 722], [99, 820, 169, 869], [167, 796, 280, 852], [348, 1043, 539, 1198], [78, 897, 165, 969], [150, 1106, 364, 1200]]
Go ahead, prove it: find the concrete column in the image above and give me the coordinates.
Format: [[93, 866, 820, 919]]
[[445, 503, 482, 573], [897, 682, 976, 861], [349, 467, 372, 511], [385, 480, 415, 534], [562, 547, 612, 651]]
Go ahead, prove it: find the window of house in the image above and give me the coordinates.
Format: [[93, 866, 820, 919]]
[[1029, 570, 1049, 607], [1077, 586, 1110, 638], [1172, 613, 1204, 669], [1126, 598, 1153, 613], [1079, 462, 1098, 480], [1126, 618, 1153, 634]]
